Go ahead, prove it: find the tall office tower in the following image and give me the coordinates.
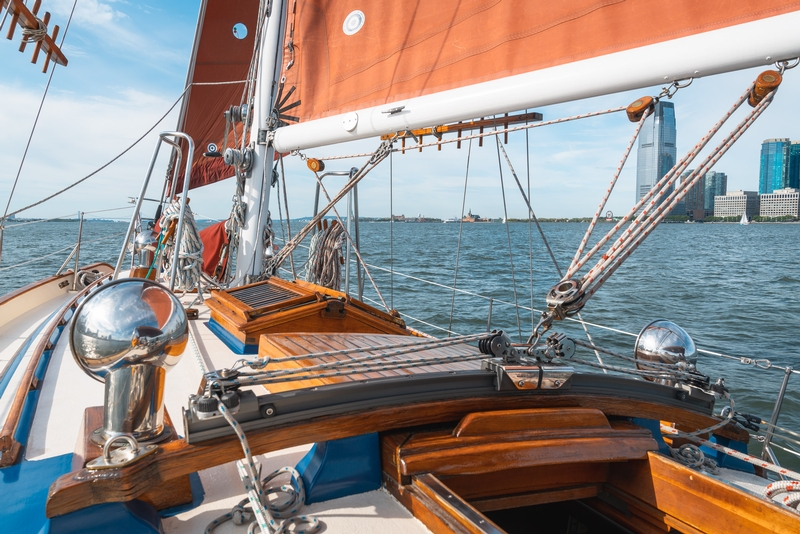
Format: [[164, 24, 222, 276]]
[[703, 171, 727, 212], [788, 141, 800, 190], [682, 169, 706, 220], [636, 101, 676, 209], [759, 138, 790, 194]]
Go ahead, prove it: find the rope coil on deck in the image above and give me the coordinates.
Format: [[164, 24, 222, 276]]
[[763, 481, 800, 513], [206, 396, 320, 534]]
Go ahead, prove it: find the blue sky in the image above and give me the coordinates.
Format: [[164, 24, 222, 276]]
[[2, 1, 800, 222]]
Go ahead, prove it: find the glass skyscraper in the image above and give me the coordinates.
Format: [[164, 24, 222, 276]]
[[788, 141, 800, 190], [759, 138, 789, 194], [636, 101, 676, 208], [703, 171, 727, 211]]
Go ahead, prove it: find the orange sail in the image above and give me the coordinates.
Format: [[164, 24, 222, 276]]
[[176, 0, 261, 191], [281, 0, 800, 123], [271, 0, 800, 151]]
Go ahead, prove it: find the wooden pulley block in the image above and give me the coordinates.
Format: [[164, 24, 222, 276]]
[[749, 70, 782, 107], [307, 158, 325, 172], [626, 96, 654, 122]]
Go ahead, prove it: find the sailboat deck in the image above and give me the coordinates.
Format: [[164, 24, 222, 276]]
[[259, 332, 483, 394]]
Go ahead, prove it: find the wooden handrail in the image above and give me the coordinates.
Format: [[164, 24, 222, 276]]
[[0, 270, 110, 467]]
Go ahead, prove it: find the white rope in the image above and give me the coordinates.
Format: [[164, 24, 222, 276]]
[[304, 222, 344, 290], [21, 17, 47, 43], [206, 399, 320, 534], [161, 200, 204, 294], [764, 480, 800, 512]]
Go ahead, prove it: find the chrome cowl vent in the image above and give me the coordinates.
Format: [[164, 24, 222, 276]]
[[634, 319, 698, 386], [70, 278, 187, 444]]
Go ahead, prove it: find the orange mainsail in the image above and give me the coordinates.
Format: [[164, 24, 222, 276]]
[[179, 0, 800, 186], [281, 0, 800, 122]]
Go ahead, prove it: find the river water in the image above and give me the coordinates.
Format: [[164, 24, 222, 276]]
[[1, 219, 799, 466]]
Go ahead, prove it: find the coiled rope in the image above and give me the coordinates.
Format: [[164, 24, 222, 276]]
[[206, 398, 320, 534], [160, 200, 204, 295], [21, 17, 47, 42], [763, 481, 800, 513], [660, 424, 800, 481], [304, 222, 344, 290]]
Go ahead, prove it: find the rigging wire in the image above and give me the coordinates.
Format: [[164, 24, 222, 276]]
[[447, 138, 473, 337], [309, 172, 390, 311], [525, 112, 535, 334], [389, 149, 394, 308], [495, 136, 606, 369], [278, 156, 296, 278], [318, 107, 627, 161], [493, 133, 523, 341]]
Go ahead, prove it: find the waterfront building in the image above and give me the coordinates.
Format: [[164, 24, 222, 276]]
[[789, 141, 800, 189], [636, 101, 676, 209], [714, 190, 759, 218], [703, 171, 727, 213], [759, 138, 790, 194], [681, 169, 707, 220], [759, 188, 800, 218]]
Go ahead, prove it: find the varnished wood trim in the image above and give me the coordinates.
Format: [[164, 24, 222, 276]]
[[0, 270, 110, 467], [605, 452, 800, 533], [471, 484, 599, 512], [441, 462, 609, 501], [454, 407, 609, 437], [47, 393, 745, 517], [384, 474, 478, 534], [413, 473, 505, 534]]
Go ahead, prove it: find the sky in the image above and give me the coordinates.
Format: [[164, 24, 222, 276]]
[[2, 1, 800, 222]]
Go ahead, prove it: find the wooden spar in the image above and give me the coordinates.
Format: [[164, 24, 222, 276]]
[[2, 0, 68, 72], [380, 111, 543, 145]]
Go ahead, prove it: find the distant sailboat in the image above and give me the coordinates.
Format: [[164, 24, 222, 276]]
[[740, 212, 750, 225]]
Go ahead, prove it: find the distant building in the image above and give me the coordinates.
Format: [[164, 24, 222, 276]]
[[759, 138, 790, 194], [789, 141, 800, 190], [714, 190, 759, 218], [760, 188, 800, 218], [636, 101, 676, 210], [703, 171, 727, 212], [681, 169, 706, 220]]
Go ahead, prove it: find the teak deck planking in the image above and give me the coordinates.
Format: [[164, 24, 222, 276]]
[[258, 332, 482, 394]]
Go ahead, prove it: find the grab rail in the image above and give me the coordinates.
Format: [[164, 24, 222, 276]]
[[113, 131, 194, 291]]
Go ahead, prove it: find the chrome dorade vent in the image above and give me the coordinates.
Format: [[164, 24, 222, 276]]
[[70, 278, 187, 445]]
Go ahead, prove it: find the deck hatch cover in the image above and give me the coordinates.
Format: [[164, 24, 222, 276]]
[[226, 283, 304, 309]]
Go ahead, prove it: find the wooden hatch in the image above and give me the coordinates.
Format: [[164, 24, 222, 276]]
[[205, 278, 410, 350]]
